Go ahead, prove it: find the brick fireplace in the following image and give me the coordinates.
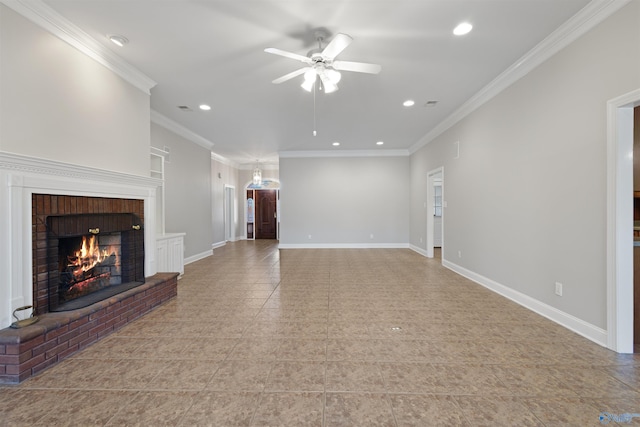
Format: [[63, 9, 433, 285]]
[[0, 152, 177, 384], [32, 194, 146, 314]]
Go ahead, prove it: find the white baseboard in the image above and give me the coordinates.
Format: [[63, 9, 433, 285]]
[[278, 243, 410, 249], [409, 244, 430, 258], [442, 259, 608, 348], [211, 241, 226, 250], [184, 249, 213, 265]]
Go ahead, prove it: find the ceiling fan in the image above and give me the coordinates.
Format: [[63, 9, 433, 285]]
[[265, 32, 381, 93]]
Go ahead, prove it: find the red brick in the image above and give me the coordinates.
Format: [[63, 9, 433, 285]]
[[32, 339, 60, 357], [5, 344, 20, 355], [68, 331, 89, 347], [89, 309, 108, 321], [0, 354, 20, 364], [79, 335, 98, 349], [32, 357, 58, 376], [45, 341, 69, 359], [0, 344, 5, 354], [89, 323, 109, 336], [58, 328, 81, 344], [5, 353, 45, 375], [70, 316, 89, 329], [58, 344, 79, 361], [45, 324, 70, 341], [19, 335, 46, 353]]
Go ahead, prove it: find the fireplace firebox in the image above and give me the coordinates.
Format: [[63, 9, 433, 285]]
[[47, 213, 145, 312]]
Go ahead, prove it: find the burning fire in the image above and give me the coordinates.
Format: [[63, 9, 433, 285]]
[[67, 235, 113, 279]]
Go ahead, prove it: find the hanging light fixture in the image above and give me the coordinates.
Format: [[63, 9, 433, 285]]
[[252, 163, 262, 186]]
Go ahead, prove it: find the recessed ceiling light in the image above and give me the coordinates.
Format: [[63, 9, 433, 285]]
[[403, 100, 415, 107], [453, 22, 473, 36], [199, 104, 211, 111], [376, 141, 384, 146], [107, 34, 128, 47], [332, 142, 340, 146]]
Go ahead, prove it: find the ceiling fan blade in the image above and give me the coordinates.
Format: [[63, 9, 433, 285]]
[[332, 60, 382, 74], [264, 47, 312, 64], [272, 67, 309, 84], [321, 33, 353, 60]]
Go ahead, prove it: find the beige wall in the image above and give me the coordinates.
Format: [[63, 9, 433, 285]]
[[280, 156, 409, 245], [151, 123, 213, 259], [410, 1, 640, 331], [0, 5, 150, 176]]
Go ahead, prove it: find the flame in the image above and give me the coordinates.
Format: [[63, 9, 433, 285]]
[[67, 235, 112, 278]]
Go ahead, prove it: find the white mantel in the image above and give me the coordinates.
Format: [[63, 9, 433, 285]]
[[0, 151, 161, 329]]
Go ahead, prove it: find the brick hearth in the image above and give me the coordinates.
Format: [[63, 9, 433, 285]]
[[0, 272, 177, 384]]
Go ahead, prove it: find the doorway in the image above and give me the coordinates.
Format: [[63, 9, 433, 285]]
[[426, 168, 444, 259], [255, 189, 278, 239], [607, 88, 640, 353]]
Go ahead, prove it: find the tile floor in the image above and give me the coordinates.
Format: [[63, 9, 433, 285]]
[[1, 240, 639, 426]]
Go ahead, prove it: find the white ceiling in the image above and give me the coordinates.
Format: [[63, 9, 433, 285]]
[[41, 0, 591, 166]]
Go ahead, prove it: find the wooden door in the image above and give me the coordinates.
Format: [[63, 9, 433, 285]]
[[256, 190, 277, 239]]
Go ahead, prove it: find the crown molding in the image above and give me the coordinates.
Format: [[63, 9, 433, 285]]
[[238, 163, 279, 171], [279, 149, 410, 159], [211, 152, 240, 169], [409, 0, 632, 154], [0, 0, 156, 94], [151, 110, 214, 151], [0, 151, 160, 188]]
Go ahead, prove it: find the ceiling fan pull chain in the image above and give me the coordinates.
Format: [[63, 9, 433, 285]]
[[313, 80, 317, 136]]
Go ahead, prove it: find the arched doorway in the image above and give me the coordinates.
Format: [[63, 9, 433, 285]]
[[246, 179, 280, 240]]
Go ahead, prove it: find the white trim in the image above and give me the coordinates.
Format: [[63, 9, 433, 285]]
[[0, 151, 159, 329], [184, 249, 213, 265], [279, 243, 410, 249], [238, 163, 280, 171], [606, 88, 640, 353], [0, 151, 160, 188], [409, 244, 429, 257], [212, 241, 226, 250], [0, 0, 156, 94], [279, 149, 410, 159], [409, 0, 632, 153], [443, 259, 609, 347], [151, 110, 214, 150], [211, 152, 240, 169]]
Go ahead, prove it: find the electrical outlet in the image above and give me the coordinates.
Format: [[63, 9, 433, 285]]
[[419, 237, 423, 243], [370, 233, 374, 239], [308, 234, 312, 240], [458, 250, 462, 258], [555, 282, 563, 296]]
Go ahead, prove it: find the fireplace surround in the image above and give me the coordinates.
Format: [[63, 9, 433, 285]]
[[0, 152, 177, 383]]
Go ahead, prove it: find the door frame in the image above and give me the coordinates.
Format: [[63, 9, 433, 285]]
[[607, 88, 640, 353], [426, 167, 444, 259], [224, 184, 235, 242]]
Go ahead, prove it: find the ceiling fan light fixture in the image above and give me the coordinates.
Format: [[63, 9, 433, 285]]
[[326, 69, 342, 84], [301, 69, 317, 92]]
